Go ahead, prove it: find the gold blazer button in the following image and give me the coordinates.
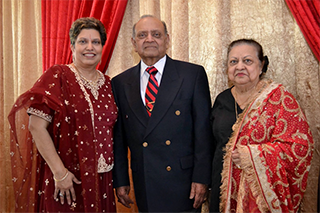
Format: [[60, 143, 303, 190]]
[[165, 140, 171, 145], [175, 110, 181, 116], [166, 166, 172, 171], [142, 142, 148, 147]]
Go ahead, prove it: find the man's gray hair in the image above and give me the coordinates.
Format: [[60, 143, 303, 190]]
[[132, 15, 168, 38]]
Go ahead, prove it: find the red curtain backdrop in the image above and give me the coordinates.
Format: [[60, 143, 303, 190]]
[[285, 0, 320, 61], [41, 0, 128, 73], [286, 1, 319, 210]]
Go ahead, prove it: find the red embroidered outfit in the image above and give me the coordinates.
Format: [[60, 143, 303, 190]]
[[8, 64, 117, 212], [220, 79, 314, 213]]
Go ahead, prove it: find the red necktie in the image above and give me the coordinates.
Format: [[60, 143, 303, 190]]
[[145, 66, 159, 116]]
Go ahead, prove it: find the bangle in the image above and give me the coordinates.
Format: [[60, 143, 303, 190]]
[[54, 169, 69, 182]]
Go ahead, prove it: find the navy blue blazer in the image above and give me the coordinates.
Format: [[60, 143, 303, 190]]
[[111, 56, 213, 212]]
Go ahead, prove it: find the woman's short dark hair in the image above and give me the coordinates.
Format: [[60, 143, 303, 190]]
[[69, 17, 107, 46], [227, 38, 269, 74]]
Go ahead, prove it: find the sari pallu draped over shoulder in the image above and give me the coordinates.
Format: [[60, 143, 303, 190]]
[[220, 79, 314, 213], [8, 65, 117, 212]]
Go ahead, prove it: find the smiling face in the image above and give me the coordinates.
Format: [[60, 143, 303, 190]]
[[71, 29, 102, 68], [131, 16, 170, 65], [227, 44, 263, 88]]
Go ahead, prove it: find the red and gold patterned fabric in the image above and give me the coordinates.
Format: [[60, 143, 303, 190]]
[[220, 79, 314, 213], [8, 64, 117, 212]]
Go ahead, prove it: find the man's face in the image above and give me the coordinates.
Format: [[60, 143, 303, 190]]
[[132, 17, 170, 65]]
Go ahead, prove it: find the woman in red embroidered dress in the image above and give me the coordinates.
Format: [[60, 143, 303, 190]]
[[8, 17, 117, 212], [209, 39, 314, 212]]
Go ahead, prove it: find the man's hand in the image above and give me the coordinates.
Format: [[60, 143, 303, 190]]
[[116, 186, 134, 208], [189, 182, 208, 209]]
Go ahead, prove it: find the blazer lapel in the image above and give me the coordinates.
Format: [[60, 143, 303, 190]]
[[124, 64, 149, 127], [144, 57, 182, 137]]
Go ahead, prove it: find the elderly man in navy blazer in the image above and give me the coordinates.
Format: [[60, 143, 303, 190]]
[[111, 15, 213, 212]]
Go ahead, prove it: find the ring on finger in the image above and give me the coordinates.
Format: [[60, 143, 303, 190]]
[[59, 192, 64, 197]]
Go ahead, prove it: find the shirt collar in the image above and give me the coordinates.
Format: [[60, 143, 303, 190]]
[[140, 55, 167, 78]]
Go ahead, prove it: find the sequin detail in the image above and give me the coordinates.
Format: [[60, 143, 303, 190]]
[[27, 107, 52, 122], [97, 154, 114, 173]]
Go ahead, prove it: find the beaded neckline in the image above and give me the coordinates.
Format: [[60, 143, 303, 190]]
[[68, 64, 105, 100]]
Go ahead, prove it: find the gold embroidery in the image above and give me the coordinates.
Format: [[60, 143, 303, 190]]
[[97, 154, 113, 173], [69, 64, 105, 100], [68, 64, 96, 135], [27, 107, 52, 122]]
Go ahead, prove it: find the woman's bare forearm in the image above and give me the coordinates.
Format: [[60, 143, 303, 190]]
[[28, 115, 66, 179]]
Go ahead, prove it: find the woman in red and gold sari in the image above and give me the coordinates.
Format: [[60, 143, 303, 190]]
[[209, 39, 314, 213], [8, 17, 117, 212]]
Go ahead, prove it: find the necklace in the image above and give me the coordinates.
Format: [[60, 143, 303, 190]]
[[71, 63, 105, 100], [233, 85, 256, 108], [232, 89, 252, 131], [232, 100, 239, 132], [232, 85, 257, 122], [234, 99, 239, 119], [231, 80, 269, 131]]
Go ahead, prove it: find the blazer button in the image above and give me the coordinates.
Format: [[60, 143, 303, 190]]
[[165, 140, 171, 146], [142, 142, 148, 147], [175, 110, 181, 116], [166, 166, 171, 171]]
